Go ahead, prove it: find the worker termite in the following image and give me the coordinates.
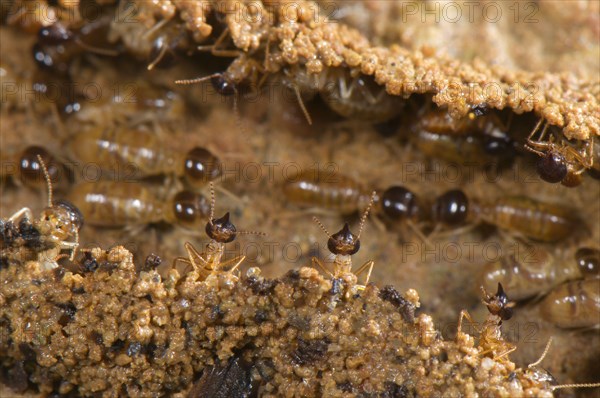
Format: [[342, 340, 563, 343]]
[[6, 155, 82, 270], [276, 65, 404, 125], [539, 279, 600, 329], [1, 145, 72, 192], [311, 191, 377, 295], [283, 169, 429, 241], [457, 283, 516, 361], [432, 190, 582, 242], [481, 247, 600, 301], [315, 68, 404, 123], [33, 16, 118, 76], [173, 183, 264, 282], [68, 77, 186, 129], [524, 119, 594, 187], [282, 169, 374, 216], [410, 106, 516, 166], [66, 126, 221, 187], [67, 181, 209, 229]]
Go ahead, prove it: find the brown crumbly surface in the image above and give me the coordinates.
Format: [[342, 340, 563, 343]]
[[147, 0, 599, 140], [0, 244, 555, 397]]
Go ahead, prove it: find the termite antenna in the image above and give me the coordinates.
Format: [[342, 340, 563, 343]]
[[74, 37, 119, 57], [175, 73, 221, 85], [528, 337, 553, 369], [36, 154, 53, 207], [236, 230, 267, 236], [313, 216, 331, 238], [551, 382, 600, 391], [147, 43, 168, 71], [524, 118, 547, 156], [357, 191, 377, 239], [208, 181, 216, 224], [293, 85, 313, 125]]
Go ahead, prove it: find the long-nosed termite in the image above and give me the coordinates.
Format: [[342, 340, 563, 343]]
[[172, 182, 265, 282], [456, 283, 516, 362], [311, 191, 377, 296]]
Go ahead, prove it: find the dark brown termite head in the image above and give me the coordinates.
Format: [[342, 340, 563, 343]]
[[482, 283, 514, 321], [211, 74, 236, 96], [206, 212, 237, 243], [183, 147, 222, 187], [38, 22, 73, 46], [19, 146, 67, 189], [381, 186, 421, 221], [327, 223, 360, 256], [575, 247, 600, 278], [536, 151, 568, 183], [172, 190, 210, 228], [432, 189, 469, 226], [54, 199, 84, 230]]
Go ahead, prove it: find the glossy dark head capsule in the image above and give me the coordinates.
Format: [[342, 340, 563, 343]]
[[55, 199, 84, 230], [482, 135, 513, 156], [211, 75, 235, 96], [19, 146, 64, 187], [381, 186, 420, 221], [183, 147, 222, 186], [327, 223, 360, 256], [206, 212, 237, 243], [432, 189, 469, 225], [172, 190, 209, 227], [485, 283, 513, 321], [536, 152, 567, 183], [38, 23, 73, 45], [575, 247, 600, 278]]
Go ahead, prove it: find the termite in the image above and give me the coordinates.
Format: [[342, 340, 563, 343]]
[[481, 247, 599, 301], [457, 283, 516, 361], [539, 279, 600, 329], [311, 191, 377, 295], [66, 127, 221, 187], [432, 190, 582, 242], [67, 181, 209, 229], [6, 155, 82, 269], [520, 337, 600, 392], [1, 145, 72, 192], [524, 119, 594, 187], [173, 182, 264, 281]]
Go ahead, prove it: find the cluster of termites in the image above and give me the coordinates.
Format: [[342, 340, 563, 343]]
[[1, 1, 599, 395], [283, 168, 582, 243]]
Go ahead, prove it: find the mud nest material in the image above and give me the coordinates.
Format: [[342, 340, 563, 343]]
[[118, 0, 599, 140], [0, 242, 556, 397]]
